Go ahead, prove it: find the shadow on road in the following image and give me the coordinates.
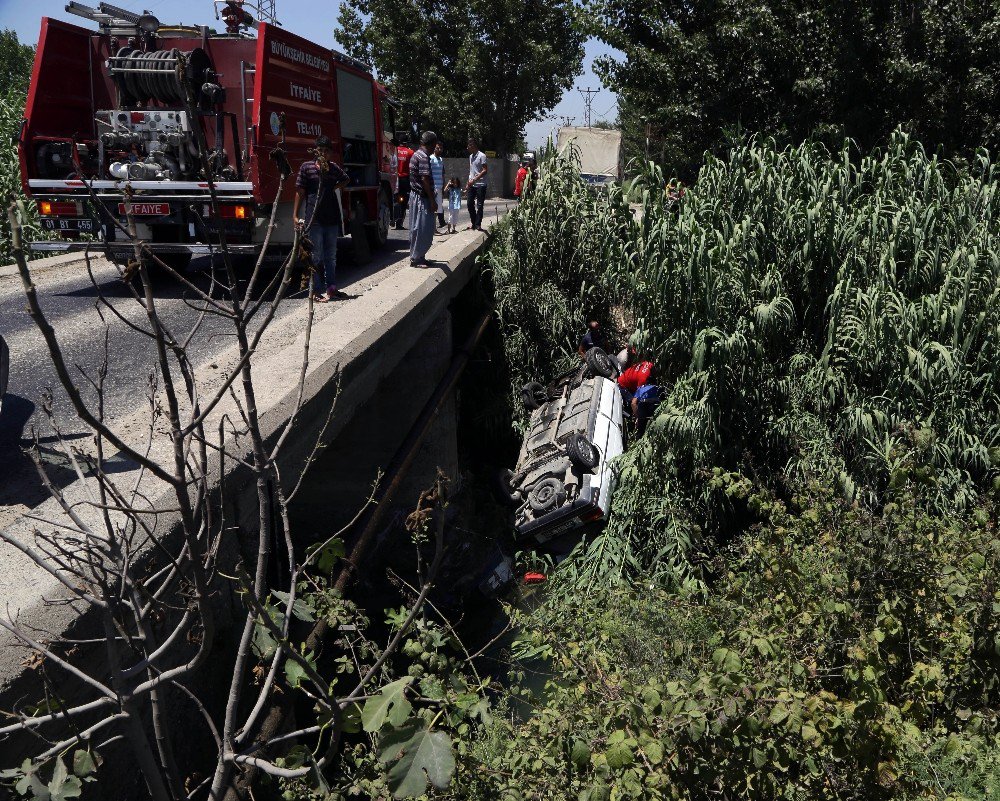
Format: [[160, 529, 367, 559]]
[[0, 394, 35, 446], [0, 392, 141, 523], [0, 394, 82, 518]]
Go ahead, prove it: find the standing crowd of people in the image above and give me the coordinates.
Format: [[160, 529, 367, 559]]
[[293, 130, 536, 300], [391, 133, 499, 267]]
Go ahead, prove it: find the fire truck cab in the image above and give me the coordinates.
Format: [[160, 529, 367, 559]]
[[18, 2, 397, 268]]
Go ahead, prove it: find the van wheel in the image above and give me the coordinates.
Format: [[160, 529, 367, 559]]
[[566, 433, 600, 471], [584, 347, 617, 378], [494, 468, 521, 508], [528, 478, 566, 513], [521, 381, 547, 411]]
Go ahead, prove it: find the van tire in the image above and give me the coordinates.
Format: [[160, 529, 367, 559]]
[[494, 469, 521, 508], [528, 478, 566, 513], [521, 381, 547, 411], [566, 433, 599, 471], [584, 347, 616, 378]]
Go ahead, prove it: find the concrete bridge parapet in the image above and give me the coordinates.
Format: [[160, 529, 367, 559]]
[[0, 227, 494, 749]]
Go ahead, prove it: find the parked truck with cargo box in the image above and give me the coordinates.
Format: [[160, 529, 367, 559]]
[[556, 126, 622, 187]]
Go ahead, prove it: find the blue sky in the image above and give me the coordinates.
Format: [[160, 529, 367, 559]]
[[0, 0, 618, 149]]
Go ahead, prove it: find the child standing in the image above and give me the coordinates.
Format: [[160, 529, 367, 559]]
[[446, 177, 462, 234]]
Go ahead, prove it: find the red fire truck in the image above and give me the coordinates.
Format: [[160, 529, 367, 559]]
[[18, 2, 397, 268]]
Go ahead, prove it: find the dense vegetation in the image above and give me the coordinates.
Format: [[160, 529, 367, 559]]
[[451, 484, 1000, 800], [487, 134, 1000, 586], [585, 0, 1000, 174], [0, 29, 43, 264], [459, 138, 1000, 798]]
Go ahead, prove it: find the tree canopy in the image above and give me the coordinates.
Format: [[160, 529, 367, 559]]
[[335, 0, 585, 154], [585, 0, 1000, 175], [0, 28, 34, 90], [0, 29, 37, 264]]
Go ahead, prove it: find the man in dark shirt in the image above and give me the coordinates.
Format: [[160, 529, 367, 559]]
[[408, 130, 439, 267], [293, 135, 350, 302], [394, 137, 415, 229], [577, 320, 606, 357]]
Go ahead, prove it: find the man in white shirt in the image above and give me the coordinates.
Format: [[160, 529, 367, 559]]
[[465, 137, 488, 231], [430, 140, 446, 231]]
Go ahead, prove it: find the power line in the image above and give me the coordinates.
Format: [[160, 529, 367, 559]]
[[597, 101, 618, 121], [578, 87, 599, 127]]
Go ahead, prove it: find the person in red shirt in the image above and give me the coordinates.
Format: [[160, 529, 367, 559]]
[[617, 360, 654, 395], [514, 162, 529, 201], [394, 137, 415, 229]]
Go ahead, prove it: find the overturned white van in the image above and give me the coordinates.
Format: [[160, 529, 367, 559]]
[[502, 349, 624, 549]]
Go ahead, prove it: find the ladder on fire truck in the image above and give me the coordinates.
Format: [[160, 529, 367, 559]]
[[239, 60, 256, 164]]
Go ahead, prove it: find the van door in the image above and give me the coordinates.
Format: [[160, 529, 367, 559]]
[[593, 378, 624, 514]]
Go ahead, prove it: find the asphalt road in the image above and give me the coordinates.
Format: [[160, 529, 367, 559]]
[[0, 199, 511, 530]]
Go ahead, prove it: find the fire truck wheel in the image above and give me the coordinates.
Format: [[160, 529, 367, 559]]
[[366, 188, 391, 249]]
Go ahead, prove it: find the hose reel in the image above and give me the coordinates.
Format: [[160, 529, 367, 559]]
[[108, 47, 213, 107]]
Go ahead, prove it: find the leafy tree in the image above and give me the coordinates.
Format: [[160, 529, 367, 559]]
[[447, 478, 1000, 800], [0, 29, 38, 263], [335, 0, 586, 153], [0, 28, 34, 90], [584, 0, 1000, 175]]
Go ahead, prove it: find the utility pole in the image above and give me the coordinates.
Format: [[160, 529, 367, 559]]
[[578, 87, 599, 127], [559, 116, 576, 127]]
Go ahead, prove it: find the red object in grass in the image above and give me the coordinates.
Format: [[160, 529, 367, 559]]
[[523, 572, 547, 585], [617, 361, 654, 393]]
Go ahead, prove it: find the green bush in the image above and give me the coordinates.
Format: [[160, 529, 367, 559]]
[[480, 148, 634, 427], [450, 481, 1000, 800], [0, 88, 48, 265], [0, 30, 45, 265]]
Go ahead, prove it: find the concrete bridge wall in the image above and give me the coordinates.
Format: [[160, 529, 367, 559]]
[[0, 231, 490, 774]]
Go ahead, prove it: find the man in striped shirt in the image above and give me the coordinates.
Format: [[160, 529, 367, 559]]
[[430, 140, 446, 231], [292, 135, 351, 302], [408, 131, 439, 267]]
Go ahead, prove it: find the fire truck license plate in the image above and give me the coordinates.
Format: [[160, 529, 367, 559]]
[[40, 218, 94, 232], [117, 203, 169, 216]]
